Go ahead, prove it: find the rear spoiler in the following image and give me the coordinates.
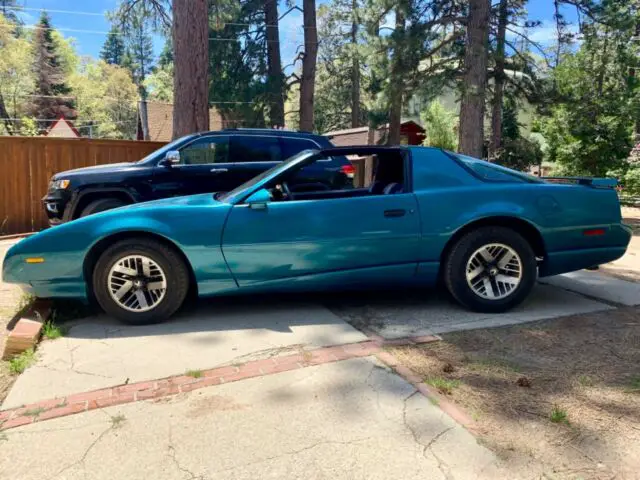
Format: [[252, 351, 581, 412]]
[[542, 177, 618, 189]]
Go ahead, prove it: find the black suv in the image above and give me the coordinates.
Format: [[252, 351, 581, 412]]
[[43, 129, 353, 225]]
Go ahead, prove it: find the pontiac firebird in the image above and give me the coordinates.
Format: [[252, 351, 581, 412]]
[[2, 146, 631, 324]]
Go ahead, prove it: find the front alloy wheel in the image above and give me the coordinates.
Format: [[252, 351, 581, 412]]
[[108, 255, 167, 312], [93, 238, 190, 325], [444, 227, 537, 313]]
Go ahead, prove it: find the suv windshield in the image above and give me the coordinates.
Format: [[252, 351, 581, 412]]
[[447, 151, 543, 183]]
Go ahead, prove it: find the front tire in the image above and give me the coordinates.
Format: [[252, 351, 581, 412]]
[[93, 238, 190, 325], [444, 227, 537, 313], [80, 198, 127, 217]]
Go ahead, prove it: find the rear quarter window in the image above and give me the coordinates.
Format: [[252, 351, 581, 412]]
[[449, 152, 542, 183]]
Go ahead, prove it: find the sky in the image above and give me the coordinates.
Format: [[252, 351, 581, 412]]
[[11, 0, 581, 66]]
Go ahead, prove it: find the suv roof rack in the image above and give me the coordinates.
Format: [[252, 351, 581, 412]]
[[221, 127, 314, 134]]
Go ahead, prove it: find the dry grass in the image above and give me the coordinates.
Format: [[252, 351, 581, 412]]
[[389, 307, 640, 479]]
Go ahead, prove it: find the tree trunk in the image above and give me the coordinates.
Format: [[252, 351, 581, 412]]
[[172, 0, 209, 139], [0, 94, 14, 136], [350, 0, 360, 128], [458, 0, 490, 158], [387, 6, 406, 146], [264, 0, 285, 127], [299, 0, 318, 132], [489, 0, 508, 159]]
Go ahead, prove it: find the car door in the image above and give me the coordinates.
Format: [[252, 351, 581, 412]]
[[151, 135, 232, 198], [221, 193, 422, 286]]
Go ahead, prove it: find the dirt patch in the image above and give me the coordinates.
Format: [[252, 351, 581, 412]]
[[389, 307, 640, 479], [186, 394, 247, 418]]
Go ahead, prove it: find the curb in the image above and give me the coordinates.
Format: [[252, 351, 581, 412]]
[[0, 335, 442, 430], [2, 299, 52, 361]]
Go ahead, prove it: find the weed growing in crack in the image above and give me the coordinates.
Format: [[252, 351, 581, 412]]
[[23, 407, 45, 418], [42, 320, 66, 340], [110, 414, 126, 429], [577, 375, 594, 387], [8, 348, 36, 375], [186, 369, 203, 378], [55, 400, 67, 408], [0, 432, 7, 442], [425, 376, 460, 395], [550, 406, 569, 424]]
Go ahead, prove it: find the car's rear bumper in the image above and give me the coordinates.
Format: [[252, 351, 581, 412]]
[[539, 246, 629, 277]]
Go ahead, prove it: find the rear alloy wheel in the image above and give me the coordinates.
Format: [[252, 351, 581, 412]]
[[444, 227, 537, 313], [93, 238, 189, 325]]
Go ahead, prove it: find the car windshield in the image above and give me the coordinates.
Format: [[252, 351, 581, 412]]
[[448, 151, 543, 183], [136, 134, 198, 164], [219, 149, 317, 203]]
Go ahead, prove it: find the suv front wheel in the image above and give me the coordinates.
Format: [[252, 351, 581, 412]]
[[80, 198, 128, 217]]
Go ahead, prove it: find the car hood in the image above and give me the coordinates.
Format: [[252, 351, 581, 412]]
[[52, 162, 136, 180], [120, 192, 221, 210]]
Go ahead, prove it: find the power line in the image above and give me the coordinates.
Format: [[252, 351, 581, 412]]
[[21, 24, 310, 44], [4, 5, 319, 32]]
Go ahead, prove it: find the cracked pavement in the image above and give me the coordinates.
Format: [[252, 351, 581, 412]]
[[2, 302, 367, 408], [0, 357, 506, 480]]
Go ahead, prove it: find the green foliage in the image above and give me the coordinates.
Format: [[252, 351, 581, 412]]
[[425, 376, 460, 395], [208, 1, 270, 127], [42, 320, 66, 340], [8, 348, 36, 375], [145, 63, 173, 103], [69, 60, 138, 139], [313, 1, 369, 133], [100, 26, 127, 66], [0, 13, 34, 135], [540, 3, 639, 177], [550, 406, 569, 424], [421, 100, 457, 151]]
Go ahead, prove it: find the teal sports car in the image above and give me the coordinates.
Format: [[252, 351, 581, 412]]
[[2, 146, 632, 325]]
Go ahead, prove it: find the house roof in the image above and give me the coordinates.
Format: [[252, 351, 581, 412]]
[[325, 120, 425, 138], [138, 102, 224, 141], [45, 115, 81, 138]]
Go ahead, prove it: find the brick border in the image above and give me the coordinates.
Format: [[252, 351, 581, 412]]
[[2, 299, 51, 360], [0, 334, 481, 433]]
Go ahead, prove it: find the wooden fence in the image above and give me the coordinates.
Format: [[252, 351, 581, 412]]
[[0, 136, 166, 235]]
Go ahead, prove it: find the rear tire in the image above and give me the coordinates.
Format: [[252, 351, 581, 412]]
[[80, 198, 127, 217], [93, 238, 190, 325], [444, 227, 537, 313]]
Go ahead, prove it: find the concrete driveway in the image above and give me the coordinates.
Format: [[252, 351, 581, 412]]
[[1, 357, 507, 480]]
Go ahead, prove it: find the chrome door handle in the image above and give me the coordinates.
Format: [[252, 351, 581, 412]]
[[210, 168, 228, 173]]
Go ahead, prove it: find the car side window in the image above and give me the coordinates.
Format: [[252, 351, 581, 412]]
[[179, 136, 230, 165], [281, 138, 320, 159], [230, 136, 282, 163]]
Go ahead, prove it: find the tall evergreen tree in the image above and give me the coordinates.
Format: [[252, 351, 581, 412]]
[[100, 25, 126, 65], [158, 37, 173, 68], [31, 12, 75, 129], [126, 12, 155, 99]]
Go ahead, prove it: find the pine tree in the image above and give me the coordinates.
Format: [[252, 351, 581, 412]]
[[158, 37, 173, 68], [126, 13, 155, 99], [100, 25, 126, 65], [31, 12, 75, 129]]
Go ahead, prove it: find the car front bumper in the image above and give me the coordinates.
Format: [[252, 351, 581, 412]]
[[42, 191, 74, 226]]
